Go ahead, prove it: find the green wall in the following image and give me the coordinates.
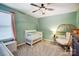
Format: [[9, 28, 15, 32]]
[[0, 4, 38, 44], [76, 9, 79, 28], [38, 12, 77, 40], [15, 12, 38, 44]]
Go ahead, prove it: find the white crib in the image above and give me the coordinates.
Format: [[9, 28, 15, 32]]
[[25, 30, 42, 46]]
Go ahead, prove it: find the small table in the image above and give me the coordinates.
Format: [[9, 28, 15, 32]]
[[52, 34, 57, 44], [54, 35, 56, 41]]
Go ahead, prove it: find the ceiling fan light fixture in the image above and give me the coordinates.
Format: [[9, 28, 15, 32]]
[[40, 8, 46, 14], [30, 3, 54, 15], [40, 8, 45, 11]]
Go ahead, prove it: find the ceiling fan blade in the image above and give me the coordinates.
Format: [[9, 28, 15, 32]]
[[32, 10, 38, 13], [45, 8, 54, 11], [32, 8, 40, 13], [30, 3, 41, 8]]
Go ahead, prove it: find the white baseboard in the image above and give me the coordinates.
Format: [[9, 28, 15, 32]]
[[17, 42, 25, 47], [17, 39, 49, 47], [43, 39, 54, 43]]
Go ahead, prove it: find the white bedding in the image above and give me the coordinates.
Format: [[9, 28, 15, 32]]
[[0, 42, 13, 56]]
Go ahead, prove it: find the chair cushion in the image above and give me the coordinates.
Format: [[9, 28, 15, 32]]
[[56, 38, 69, 45]]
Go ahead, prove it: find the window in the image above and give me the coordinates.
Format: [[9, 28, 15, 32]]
[[0, 12, 14, 41]]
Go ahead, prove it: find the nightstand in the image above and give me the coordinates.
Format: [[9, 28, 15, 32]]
[[53, 34, 57, 42], [52, 34, 57, 44]]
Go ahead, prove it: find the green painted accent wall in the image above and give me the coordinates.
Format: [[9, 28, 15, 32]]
[[76, 9, 79, 28], [0, 4, 38, 44], [15, 12, 38, 44], [38, 12, 77, 40]]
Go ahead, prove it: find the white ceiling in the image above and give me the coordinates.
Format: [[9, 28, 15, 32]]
[[4, 3, 79, 18]]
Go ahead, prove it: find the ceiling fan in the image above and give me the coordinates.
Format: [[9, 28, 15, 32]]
[[30, 3, 54, 15]]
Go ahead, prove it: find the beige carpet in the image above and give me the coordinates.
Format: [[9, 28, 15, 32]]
[[13, 40, 71, 56]]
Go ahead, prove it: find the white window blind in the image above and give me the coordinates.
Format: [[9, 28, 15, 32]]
[[0, 12, 14, 41]]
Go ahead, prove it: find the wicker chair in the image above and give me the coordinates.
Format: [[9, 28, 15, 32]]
[[55, 24, 76, 51]]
